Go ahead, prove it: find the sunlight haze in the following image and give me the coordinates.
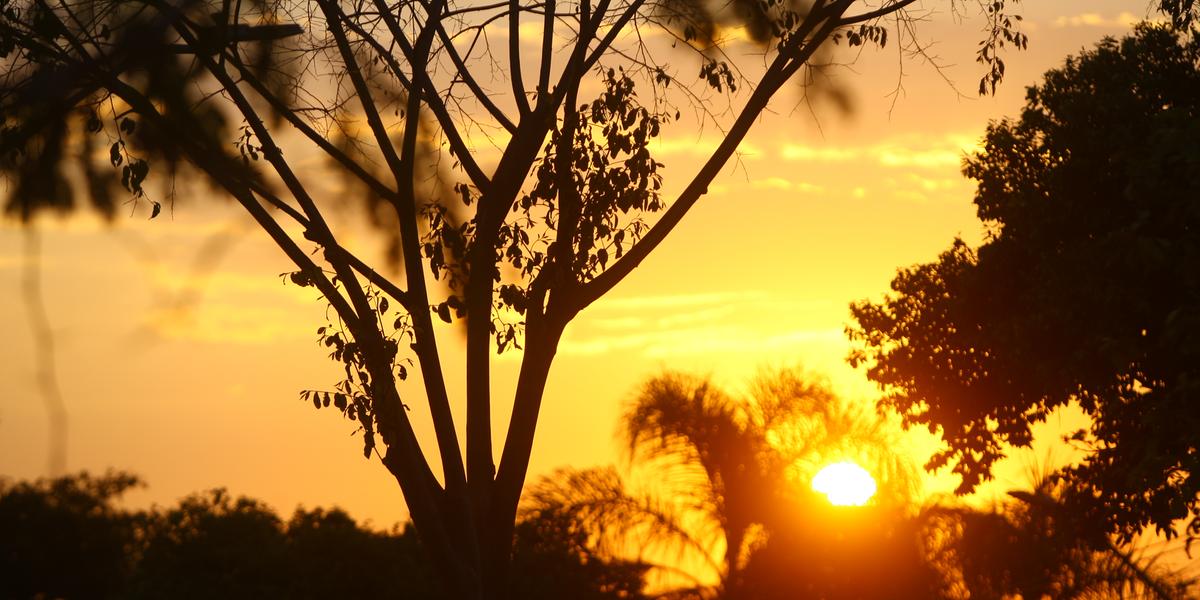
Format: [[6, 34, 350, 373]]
[[812, 462, 877, 506]]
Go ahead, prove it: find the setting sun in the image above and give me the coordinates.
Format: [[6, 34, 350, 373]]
[[812, 462, 877, 506]]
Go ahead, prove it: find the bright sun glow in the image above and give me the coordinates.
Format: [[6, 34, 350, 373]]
[[812, 462, 877, 506]]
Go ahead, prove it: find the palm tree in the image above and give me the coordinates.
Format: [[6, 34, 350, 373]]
[[521, 466, 720, 597], [620, 372, 766, 594], [525, 367, 921, 597], [523, 366, 1196, 599], [624, 368, 928, 593]]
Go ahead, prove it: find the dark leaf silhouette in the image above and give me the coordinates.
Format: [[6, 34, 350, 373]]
[[848, 24, 1200, 543]]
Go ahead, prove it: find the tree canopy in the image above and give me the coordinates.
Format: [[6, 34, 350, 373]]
[[848, 24, 1200, 542], [0, 471, 648, 599]]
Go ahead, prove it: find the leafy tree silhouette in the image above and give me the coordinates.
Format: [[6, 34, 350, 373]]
[[0, 471, 143, 599], [925, 475, 1193, 599], [508, 507, 650, 600], [0, 471, 646, 599], [131, 489, 292, 599], [131, 497, 448, 599], [283, 508, 443, 599], [848, 23, 1200, 544]]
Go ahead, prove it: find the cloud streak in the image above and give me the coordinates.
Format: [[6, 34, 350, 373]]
[[559, 325, 844, 358], [1052, 12, 1144, 28], [562, 290, 840, 358], [778, 133, 983, 170]]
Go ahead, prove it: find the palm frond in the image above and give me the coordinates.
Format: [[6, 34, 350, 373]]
[[522, 466, 723, 582]]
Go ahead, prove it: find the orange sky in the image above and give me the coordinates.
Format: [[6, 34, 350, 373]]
[[0, 2, 1167, 536]]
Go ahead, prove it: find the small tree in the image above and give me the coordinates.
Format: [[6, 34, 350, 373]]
[[0, 471, 144, 599], [1, 0, 1194, 597], [848, 24, 1200, 543]]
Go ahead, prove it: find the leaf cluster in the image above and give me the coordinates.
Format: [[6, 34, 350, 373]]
[[976, 1, 1028, 95], [289, 274, 412, 459]]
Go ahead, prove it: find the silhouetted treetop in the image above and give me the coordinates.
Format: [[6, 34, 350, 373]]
[[0, 471, 647, 599], [848, 23, 1200, 542], [0, 471, 143, 599]]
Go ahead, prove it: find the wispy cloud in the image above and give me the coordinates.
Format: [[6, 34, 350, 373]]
[[559, 325, 843, 357], [750, 177, 824, 193], [902, 173, 967, 193], [1052, 11, 1144, 28], [146, 302, 313, 344], [148, 267, 302, 298], [650, 137, 762, 159], [778, 133, 982, 170], [140, 265, 322, 344], [597, 290, 769, 311], [561, 290, 839, 358], [780, 145, 861, 162]]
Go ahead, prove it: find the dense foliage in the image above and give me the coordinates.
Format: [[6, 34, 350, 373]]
[[848, 24, 1200, 541], [0, 472, 646, 599], [0, 472, 143, 599]]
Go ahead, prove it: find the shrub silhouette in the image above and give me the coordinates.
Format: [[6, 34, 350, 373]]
[[0, 471, 142, 600], [0, 472, 643, 599]]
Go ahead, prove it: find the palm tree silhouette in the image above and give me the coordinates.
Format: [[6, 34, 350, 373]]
[[524, 367, 1194, 598], [526, 367, 920, 597]]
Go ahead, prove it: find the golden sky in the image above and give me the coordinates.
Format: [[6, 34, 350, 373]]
[[0, 1, 1164, 531]]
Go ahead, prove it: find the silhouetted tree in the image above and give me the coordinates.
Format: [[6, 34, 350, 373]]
[[3, 1, 1195, 595], [848, 23, 1200, 543], [0, 471, 656, 599], [130, 489, 291, 598], [924, 476, 1192, 599], [0, 471, 143, 600], [284, 509, 443, 599], [522, 466, 715, 597], [623, 372, 775, 594], [620, 369, 918, 596], [132, 496, 447, 599], [525, 367, 930, 598], [509, 506, 650, 600]]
